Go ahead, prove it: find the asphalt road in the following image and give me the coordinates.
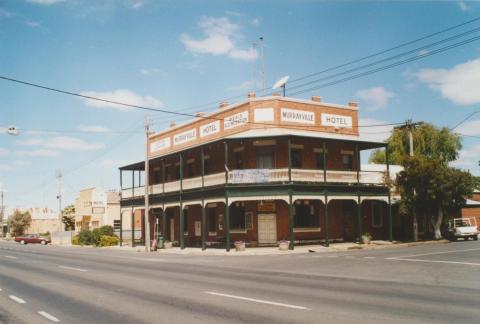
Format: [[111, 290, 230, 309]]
[[0, 240, 479, 324]]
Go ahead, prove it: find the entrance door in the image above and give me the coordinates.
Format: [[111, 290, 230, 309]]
[[258, 214, 277, 244], [170, 218, 175, 242]]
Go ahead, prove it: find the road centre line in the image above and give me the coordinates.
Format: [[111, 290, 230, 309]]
[[38, 311, 60, 322], [4, 255, 17, 259], [386, 247, 480, 260], [58, 265, 87, 272], [9, 295, 26, 304], [204, 291, 309, 310], [388, 258, 480, 266]]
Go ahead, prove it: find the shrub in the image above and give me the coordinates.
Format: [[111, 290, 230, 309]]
[[71, 235, 79, 245], [99, 235, 119, 247], [78, 229, 94, 245], [92, 226, 115, 246]]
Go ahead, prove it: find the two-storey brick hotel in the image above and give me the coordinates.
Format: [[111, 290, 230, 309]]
[[119, 93, 394, 250]]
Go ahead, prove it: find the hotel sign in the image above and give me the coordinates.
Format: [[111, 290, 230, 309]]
[[150, 137, 171, 153], [228, 169, 270, 184], [224, 111, 248, 130], [281, 108, 315, 124], [174, 128, 197, 146], [200, 120, 220, 138], [321, 113, 352, 128]]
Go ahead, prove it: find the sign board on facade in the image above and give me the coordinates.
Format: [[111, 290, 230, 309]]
[[254, 108, 274, 122], [228, 169, 270, 184], [150, 137, 171, 153], [200, 120, 220, 138], [173, 128, 197, 146], [280, 108, 315, 124], [321, 113, 352, 128], [258, 202, 276, 212], [224, 111, 248, 130]]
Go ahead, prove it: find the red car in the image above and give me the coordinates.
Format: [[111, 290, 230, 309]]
[[15, 234, 50, 245]]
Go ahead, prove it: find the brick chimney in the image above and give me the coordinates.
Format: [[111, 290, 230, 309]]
[[348, 101, 358, 108], [219, 101, 229, 109], [311, 96, 322, 102]]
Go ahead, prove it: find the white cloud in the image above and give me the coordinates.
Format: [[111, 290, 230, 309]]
[[455, 119, 480, 136], [0, 148, 9, 156], [355, 87, 395, 111], [139, 68, 164, 76], [458, 1, 469, 11], [15, 149, 60, 157], [359, 118, 394, 142], [14, 160, 31, 166], [25, 20, 41, 28], [80, 89, 162, 111], [228, 80, 255, 92], [250, 17, 260, 26], [100, 159, 134, 167], [26, 0, 64, 5], [0, 8, 13, 17], [78, 125, 110, 133], [128, 0, 145, 9], [18, 136, 104, 151], [0, 164, 11, 171], [180, 16, 258, 61], [416, 58, 480, 105], [451, 143, 480, 174]]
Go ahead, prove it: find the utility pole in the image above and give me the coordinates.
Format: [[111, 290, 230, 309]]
[[394, 119, 424, 157], [144, 115, 151, 252], [56, 170, 63, 232], [259, 36, 266, 95], [394, 119, 424, 242]]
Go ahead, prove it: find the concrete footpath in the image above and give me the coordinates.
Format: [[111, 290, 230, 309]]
[[109, 239, 450, 256]]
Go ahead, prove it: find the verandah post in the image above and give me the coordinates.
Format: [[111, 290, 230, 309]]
[[386, 144, 393, 242], [131, 170, 135, 247], [323, 142, 329, 247], [224, 141, 230, 251], [356, 143, 363, 244], [179, 153, 184, 250], [288, 137, 294, 250], [201, 147, 206, 250], [119, 170, 123, 246]]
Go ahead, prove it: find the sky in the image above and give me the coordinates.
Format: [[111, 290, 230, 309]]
[[1, 0, 480, 210]]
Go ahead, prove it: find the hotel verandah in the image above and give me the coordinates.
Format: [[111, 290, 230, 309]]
[[118, 93, 396, 250]]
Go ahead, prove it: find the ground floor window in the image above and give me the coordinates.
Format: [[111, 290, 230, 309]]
[[294, 201, 318, 228], [91, 221, 99, 228], [208, 207, 216, 232], [372, 202, 383, 228], [230, 203, 246, 230]]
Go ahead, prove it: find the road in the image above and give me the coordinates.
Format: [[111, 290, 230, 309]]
[[0, 240, 479, 323]]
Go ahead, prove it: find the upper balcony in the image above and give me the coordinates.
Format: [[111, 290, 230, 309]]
[[121, 167, 387, 199]]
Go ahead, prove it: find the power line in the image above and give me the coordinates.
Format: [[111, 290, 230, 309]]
[[286, 26, 480, 94], [0, 75, 405, 129], [450, 111, 480, 131], [288, 16, 480, 84], [289, 34, 480, 96]]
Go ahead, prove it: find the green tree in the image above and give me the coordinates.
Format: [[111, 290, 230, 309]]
[[8, 210, 32, 236], [62, 204, 75, 231], [369, 123, 462, 165], [396, 157, 475, 240]]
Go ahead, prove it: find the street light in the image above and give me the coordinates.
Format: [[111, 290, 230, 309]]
[[1, 125, 19, 136]]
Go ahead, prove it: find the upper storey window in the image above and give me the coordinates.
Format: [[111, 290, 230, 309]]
[[291, 149, 302, 168], [341, 151, 354, 170]]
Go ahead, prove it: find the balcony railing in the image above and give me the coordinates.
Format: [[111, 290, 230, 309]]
[[121, 168, 386, 199]]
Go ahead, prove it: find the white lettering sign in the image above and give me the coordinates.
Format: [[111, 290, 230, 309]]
[[281, 108, 315, 124], [254, 108, 274, 122], [228, 169, 270, 184], [321, 113, 352, 128], [200, 120, 220, 137], [224, 111, 248, 130], [173, 128, 197, 145], [150, 137, 171, 153]]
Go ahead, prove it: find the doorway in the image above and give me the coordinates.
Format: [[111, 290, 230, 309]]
[[258, 214, 277, 244]]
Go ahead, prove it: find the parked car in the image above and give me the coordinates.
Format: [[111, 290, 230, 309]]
[[445, 218, 479, 241], [14, 234, 51, 245]]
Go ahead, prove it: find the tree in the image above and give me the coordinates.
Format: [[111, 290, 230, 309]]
[[396, 157, 475, 240], [62, 204, 75, 231], [8, 210, 32, 236], [369, 123, 462, 165]]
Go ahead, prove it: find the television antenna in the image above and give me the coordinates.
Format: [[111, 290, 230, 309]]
[[272, 75, 289, 97]]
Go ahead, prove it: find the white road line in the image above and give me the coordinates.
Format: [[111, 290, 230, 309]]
[[386, 247, 480, 260], [58, 265, 87, 272], [38, 311, 60, 322], [327, 255, 338, 258], [364, 256, 376, 259], [389, 258, 480, 266], [4, 255, 17, 259], [204, 291, 309, 310], [9, 295, 26, 304]]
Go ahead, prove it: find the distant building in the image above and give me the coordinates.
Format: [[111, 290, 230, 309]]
[[5, 206, 60, 234], [74, 188, 120, 232]]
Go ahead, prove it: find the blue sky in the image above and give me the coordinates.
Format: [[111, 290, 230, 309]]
[[1, 0, 480, 210]]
